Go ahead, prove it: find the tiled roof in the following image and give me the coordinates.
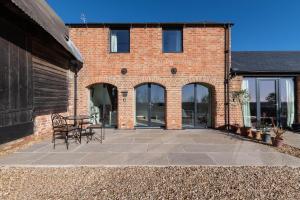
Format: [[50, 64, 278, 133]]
[[232, 51, 300, 74]]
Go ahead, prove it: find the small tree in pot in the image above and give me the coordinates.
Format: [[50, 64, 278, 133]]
[[272, 127, 285, 147], [231, 89, 252, 137]]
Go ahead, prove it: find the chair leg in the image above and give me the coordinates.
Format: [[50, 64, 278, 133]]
[[65, 133, 69, 150], [53, 133, 55, 149]]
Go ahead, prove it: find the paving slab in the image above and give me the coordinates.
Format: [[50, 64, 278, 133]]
[[79, 153, 127, 165], [32, 153, 87, 165], [0, 129, 300, 166], [168, 153, 216, 165], [124, 153, 169, 165], [147, 144, 185, 153], [0, 153, 47, 165]]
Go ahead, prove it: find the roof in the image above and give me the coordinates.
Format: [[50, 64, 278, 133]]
[[231, 51, 300, 74], [66, 22, 234, 27], [10, 0, 83, 63]]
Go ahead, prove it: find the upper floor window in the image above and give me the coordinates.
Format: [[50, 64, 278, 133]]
[[163, 28, 183, 53], [110, 29, 130, 53]]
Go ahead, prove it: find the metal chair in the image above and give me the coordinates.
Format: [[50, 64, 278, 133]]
[[51, 113, 77, 149], [86, 113, 105, 143]]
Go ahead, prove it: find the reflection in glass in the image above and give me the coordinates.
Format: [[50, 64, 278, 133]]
[[243, 78, 257, 127], [259, 80, 277, 127], [135, 83, 165, 127], [182, 84, 194, 127], [182, 84, 211, 128], [89, 84, 118, 127], [136, 84, 149, 127], [163, 29, 183, 52]]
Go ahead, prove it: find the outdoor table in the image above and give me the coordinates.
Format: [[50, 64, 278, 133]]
[[65, 115, 91, 143]]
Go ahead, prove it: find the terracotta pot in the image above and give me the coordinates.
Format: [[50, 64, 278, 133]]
[[273, 138, 284, 147], [255, 130, 262, 140], [240, 127, 251, 137], [231, 124, 240, 134]]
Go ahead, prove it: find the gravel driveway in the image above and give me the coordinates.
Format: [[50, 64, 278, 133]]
[[0, 166, 299, 199]]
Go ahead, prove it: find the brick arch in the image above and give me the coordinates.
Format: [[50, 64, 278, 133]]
[[85, 77, 120, 89], [180, 77, 220, 88], [181, 81, 218, 128], [129, 77, 168, 89]]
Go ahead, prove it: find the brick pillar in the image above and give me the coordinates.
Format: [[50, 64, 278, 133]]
[[118, 88, 134, 129], [166, 86, 182, 129]]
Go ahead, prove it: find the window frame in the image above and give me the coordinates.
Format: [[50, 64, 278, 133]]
[[109, 27, 130, 53], [162, 27, 183, 53], [243, 76, 296, 128]]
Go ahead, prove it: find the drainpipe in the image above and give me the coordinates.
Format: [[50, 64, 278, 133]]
[[74, 68, 78, 119], [70, 60, 79, 125], [224, 24, 232, 131]]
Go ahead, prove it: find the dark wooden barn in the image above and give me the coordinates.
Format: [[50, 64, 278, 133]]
[[0, 0, 83, 144]]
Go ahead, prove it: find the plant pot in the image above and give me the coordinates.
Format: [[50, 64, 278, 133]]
[[273, 138, 284, 147], [254, 130, 262, 140], [231, 124, 240, 134], [240, 127, 251, 137], [262, 133, 271, 143]]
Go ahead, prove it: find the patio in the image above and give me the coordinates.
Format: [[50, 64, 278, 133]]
[[0, 129, 300, 166]]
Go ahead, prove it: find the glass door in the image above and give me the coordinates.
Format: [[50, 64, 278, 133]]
[[150, 84, 165, 127], [258, 79, 278, 127], [182, 83, 211, 128], [135, 83, 165, 127]]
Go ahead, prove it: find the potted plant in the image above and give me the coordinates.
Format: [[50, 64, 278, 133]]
[[230, 123, 240, 134], [231, 89, 252, 137], [261, 123, 271, 143], [272, 127, 285, 147], [253, 129, 262, 140]]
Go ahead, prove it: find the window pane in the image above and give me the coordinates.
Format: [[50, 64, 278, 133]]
[[259, 80, 277, 127], [163, 29, 182, 52], [182, 84, 194, 128], [245, 78, 257, 128], [110, 29, 130, 52], [280, 78, 295, 127]]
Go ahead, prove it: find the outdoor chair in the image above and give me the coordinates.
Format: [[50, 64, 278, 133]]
[[85, 113, 105, 143], [51, 113, 77, 149]]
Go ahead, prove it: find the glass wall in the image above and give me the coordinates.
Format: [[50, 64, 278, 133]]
[[135, 83, 165, 127], [242, 77, 295, 128], [89, 84, 118, 127], [182, 83, 211, 128]]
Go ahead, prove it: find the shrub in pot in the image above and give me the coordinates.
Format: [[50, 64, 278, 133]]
[[272, 127, 285, 147], [231, 89, 251, 137]]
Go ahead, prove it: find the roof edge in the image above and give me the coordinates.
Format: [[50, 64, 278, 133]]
[[66, 22, 234, 27]]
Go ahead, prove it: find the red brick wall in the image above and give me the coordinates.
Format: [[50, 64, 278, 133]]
[[69, 26, 228, 129]]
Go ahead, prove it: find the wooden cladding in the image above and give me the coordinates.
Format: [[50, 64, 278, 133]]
[[33, 57, 68, 115], [0, 18, 33, 128]]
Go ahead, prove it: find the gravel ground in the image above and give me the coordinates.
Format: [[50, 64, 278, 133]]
[[276, 144, 300, 159], [0, 166, 299, 200]]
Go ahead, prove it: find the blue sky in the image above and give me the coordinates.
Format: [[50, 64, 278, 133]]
[[47, 0, 300, 51]]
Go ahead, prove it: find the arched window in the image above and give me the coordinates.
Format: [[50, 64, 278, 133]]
[[182, 83, 211, 128], [89, 83, 118, 128], [135, 83, 165, 128]]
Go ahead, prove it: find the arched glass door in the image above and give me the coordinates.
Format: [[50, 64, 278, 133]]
[[182, 83, 211, 128], [89, 83, 118, 128], [135, 83, 165, 127]]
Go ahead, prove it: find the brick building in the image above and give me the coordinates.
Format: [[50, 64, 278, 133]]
[[68, 23, 233, 129]]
